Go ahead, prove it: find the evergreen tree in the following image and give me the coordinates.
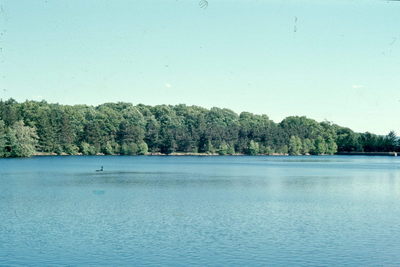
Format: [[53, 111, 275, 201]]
[[384, 131, 397, 152]]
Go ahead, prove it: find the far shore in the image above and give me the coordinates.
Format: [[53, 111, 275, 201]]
[[32, 152, 397, 157], [33, 152, 289, 156]]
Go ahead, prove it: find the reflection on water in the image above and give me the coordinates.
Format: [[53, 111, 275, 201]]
[[0, 156, 400, 266]]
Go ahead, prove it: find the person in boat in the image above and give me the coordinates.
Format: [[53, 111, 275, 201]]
[[96, 166, 104, 172]]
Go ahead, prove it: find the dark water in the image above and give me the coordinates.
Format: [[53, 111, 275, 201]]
[[1, 156, 400, 266]]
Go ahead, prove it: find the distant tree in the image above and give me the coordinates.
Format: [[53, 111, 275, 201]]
[[144, 116, 161, 152], [137, 142, 148, 155], [0, 99, 21, 126], [263, 146, 274, 155], [80, 142, 97, 155], [5, 121, 38, 157], [312, 136, 327, 155], [384, 131, 397, 152], [64, 144, 79, 155], [247, 140, 260, 155], [360, 132, 379, 152], [160, 135, 177, 154], [227, 143, 235, 154], [301, 138, 314, 154], [336, 128, 362, 152], [325, 137, 338, 155], [288, 136, 302, 155], [276, 145, 288, 154], [217, 142, 229, 155], [102, 142, 114, 155], [0, 120, 6, 157], [0, 98, 395, 157], [280, 116, 324, 140], [121, 143, 139, 155]]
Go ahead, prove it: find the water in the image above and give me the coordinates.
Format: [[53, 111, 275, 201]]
[[1, 156, 400, 266]]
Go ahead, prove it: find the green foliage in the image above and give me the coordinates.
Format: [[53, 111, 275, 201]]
[[5, 121, 38, 157], [288, 136, 302, 155], [280, 116, 323, 140], [64, 144, 80, 155], [217, 142, 229, 155], [301, 138, 314, 154], [102, 142, 114, 155], [120, 141, 148, 155], [262, 145, 274, 155], [137, 142, 148, 155], [336, 128, 362, 152], [247, 140, 260, 155], [227, 144, 235, 155], [384, 131, 397, 152], [80, 142, 97, 155], [121, 143, 138, 155], [0, 99, 396, 157], [312, 136, 327, 155], [276, 145, 289, 154], [325, 137, 338, 155], [204, 140, 215, 154], [0, 120, 6, 157]]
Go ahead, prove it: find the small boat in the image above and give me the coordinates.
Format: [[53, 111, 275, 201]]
[[96, 166, 104, 172]]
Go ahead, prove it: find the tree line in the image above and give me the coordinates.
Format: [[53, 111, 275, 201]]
[[0, 99, 398, 157]]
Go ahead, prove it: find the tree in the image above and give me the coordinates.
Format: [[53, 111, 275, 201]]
[[227, 143, 235, 154], [5, 121, 38, 157], [0, 120, 6, 157], [121, 143, 138, 155], [204, 139, 215, 154], [312, 136, 327, 155], [336, 128, 362, 152], [276, 145, 288, 154], [80, 142, 97, 155], [280, 116, 324, 140], [217, 142, 229, 155], [288, 136, 302, 155], [301, 138, 314, 155], [384, 131, 397, 152], [247, 140, 259, 155], [325, 137, 338, 155], [102, 141, 114, 155], [137, 142, 148, 155], [0, 99, 21, 126]]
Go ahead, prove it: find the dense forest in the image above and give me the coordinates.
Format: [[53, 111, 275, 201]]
[[0, 99, 398, 157]]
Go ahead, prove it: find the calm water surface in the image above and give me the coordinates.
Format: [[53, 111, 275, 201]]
[[1, 156, 400, 266]]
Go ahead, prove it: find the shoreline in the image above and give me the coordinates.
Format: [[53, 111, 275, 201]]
[[32, 152, 290, 157], [336, 152, 397, 157], [31, 152, 398, 157]]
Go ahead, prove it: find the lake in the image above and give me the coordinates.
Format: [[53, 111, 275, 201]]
[[1, 156, 400, 266]]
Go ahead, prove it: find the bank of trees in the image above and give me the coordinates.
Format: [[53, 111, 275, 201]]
[[0, 99, 398, 157]]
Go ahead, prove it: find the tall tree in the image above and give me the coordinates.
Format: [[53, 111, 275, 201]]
[[5, 121, 38, 157], [0, 120, 6, 157], [288, 136, 302, 155]]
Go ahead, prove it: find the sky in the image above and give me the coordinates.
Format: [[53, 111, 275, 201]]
[[0, 0, 399, 135]]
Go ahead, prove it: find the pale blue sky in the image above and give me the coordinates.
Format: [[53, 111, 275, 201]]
[[1, 0, 399, 134]]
